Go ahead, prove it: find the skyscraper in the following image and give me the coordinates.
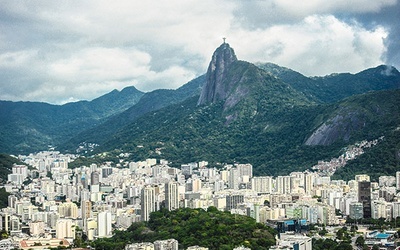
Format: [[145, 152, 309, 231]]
[[97, 211, 112, 238], [90, 171, 100, 186], [358, 181, 371, 218], [396, 171, 400, 190], [165, 181, 180, 211], [141, 185, 156, 221]]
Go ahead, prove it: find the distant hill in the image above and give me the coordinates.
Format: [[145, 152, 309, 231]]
[[0, 86, 144, 154], [258, 63, 400, 103], [61, 75, 205, 151]]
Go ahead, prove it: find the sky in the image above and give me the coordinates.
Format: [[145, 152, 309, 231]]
[[0, 0, 399, 104]]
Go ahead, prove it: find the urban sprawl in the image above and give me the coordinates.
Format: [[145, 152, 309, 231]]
[[1, 142, 398, 249]]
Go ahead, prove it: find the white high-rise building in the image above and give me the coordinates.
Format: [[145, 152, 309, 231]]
[[228, 168, 240, 190], [304, 173, 315, 195], [251, 176, 273, 193], [58, 201, 78, 219], [396, 172, 400, 190], [393, 202, 400, 219], [41, 178, 56, 195], [191, 178, 202, 192], [165, 181, 180, 211], [97, 211, 112, 238], [56, 219, 75, 239], [275, 176, 292, 194], [141, 185, 156, 221], [12, 165, 28, 179], [237, 164, 253, 180]]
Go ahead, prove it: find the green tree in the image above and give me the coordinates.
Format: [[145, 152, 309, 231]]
[[372, 244, 380, 250], [356, 236, 365, 247]]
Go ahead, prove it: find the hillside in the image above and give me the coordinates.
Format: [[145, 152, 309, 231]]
[[0, 86, 144, 154], [1, 42, 399, 179], [0, 153, 25, 183], [89, 44, 400, 178], [61, 75, 205, 151], [96, 89, 400, 177], [258, 63, 400, 103]]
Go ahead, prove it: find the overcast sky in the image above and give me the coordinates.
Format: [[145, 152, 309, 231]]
[[1, 0, 399, 104]]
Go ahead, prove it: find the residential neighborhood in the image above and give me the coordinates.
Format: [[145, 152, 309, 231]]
[[1, 149, 400, 249]]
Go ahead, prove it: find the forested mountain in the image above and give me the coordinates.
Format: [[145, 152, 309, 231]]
[[0, 86, 144, 154], [82, 44, 400, 178], [1, 42, 399, 179], [258, 63, 400, 103], [61, 75, 205, 149]]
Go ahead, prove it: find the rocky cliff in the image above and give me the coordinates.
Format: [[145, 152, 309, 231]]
[[197, 43, 238, 105]]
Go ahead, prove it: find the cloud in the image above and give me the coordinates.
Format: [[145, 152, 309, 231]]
[[232, 0, 398, 28], [0, 0, 397, 104], [230, 15, 388, 75]]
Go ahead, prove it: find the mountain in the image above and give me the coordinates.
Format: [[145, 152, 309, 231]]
[[61, 75, 205, 151], [258, 63, 400, 103], [2, 42, 400, 179], [198, 43, 238, 105], [86, 44, 400, 179], [0, 86, 144, 154]]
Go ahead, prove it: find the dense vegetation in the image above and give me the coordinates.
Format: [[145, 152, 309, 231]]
[[0, 188, 10, 209], [332, 90, 400, 181], [62, 75, 205, 150], [258, 63, 400, 103], [0, 153, 24, 183], [90, 207, 276, 250], [1, 55, 399, 180], [334, 128, 400, 181], [0, 86, 144, 154], [89, 89, 400, 178]]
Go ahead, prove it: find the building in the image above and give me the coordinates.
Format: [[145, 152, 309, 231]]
[[0, 212, 10, 232], [396, 171, 400, 190], [228, 168, 240, 190], [91, 171, 100, 186], [58, 201, 78, 219], [165, 181, 180, 211], [187, 246, 208, 250], [125, 242, 154, 250], [371, 199, 392, 220], [275, 176, 292, 194], [141, 185, 156, 221], [81, 200, 92, 231], [154, 239, 178, 250], [349, 202, 363, 220], [56, 219, 75, 239], [358, 181, 372, 218], [251, 176, 273, 193], [226, 194, 244, 211], [237, 164, 253, 180], [272, 233, 312, 250], [97, 211, 112, 238], [29, 221, 46, 237]]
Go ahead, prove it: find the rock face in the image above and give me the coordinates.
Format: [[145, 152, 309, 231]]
[[197, 43, 238, 105], [305, 110, 366, 146]]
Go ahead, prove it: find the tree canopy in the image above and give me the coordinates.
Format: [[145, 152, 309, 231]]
[[91, 207, 276, 250]]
